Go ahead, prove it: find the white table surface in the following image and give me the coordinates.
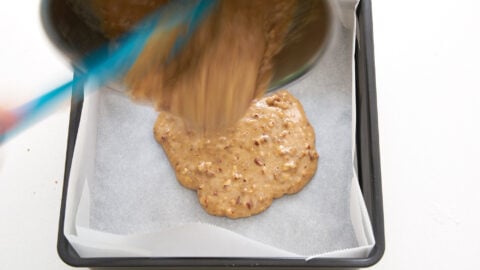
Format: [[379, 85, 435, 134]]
[[1, 0, 479, 269]]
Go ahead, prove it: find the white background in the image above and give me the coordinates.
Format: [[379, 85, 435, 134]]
[[1, 0, 479, 269]]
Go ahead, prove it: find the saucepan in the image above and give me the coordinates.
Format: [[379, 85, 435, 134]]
[[40, 0, 337, 91]]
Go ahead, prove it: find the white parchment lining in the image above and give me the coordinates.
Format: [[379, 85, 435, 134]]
[[63, 0, 374, 259]]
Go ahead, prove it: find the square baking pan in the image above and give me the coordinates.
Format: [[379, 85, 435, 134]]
[[56, 0, 384, 267]]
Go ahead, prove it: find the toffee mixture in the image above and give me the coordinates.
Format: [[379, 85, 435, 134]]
[[124, 0, 296, 131], [154, 91, 318, 218], [89, 0, 320, 218]]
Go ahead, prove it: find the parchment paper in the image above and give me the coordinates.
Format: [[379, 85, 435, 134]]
[[63, 0, 375, 259]]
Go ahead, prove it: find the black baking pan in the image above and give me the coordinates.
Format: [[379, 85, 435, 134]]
[[56, 0, 384, 267]]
